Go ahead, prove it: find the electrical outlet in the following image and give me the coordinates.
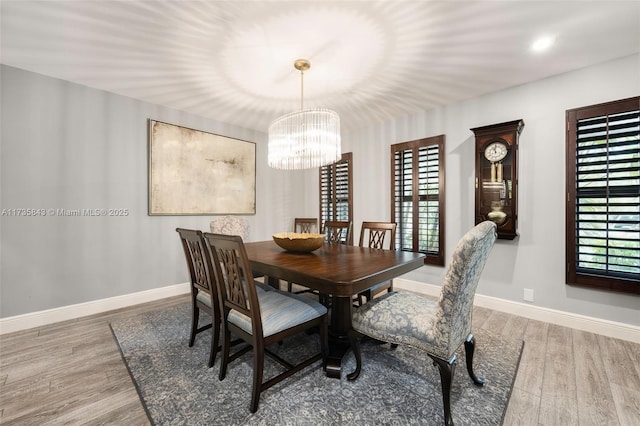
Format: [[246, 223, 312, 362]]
[[523, 288, 534, 302]]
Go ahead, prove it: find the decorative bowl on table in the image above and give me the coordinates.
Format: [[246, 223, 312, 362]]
[[272, 232, 325, 252]]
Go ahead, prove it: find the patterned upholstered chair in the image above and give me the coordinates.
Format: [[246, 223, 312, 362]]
[[211, 215, 268, 282], [348, 221, 497, 426], [176, 228, 220, 367], [210, 215, 249, 240], [203, 232, 329, 413]]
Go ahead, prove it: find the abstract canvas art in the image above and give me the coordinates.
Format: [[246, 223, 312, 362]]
[[148, 120, 256, 215]]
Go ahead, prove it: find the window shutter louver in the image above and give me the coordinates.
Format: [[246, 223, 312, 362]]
[[392, 136, 445, 265], [319, 153, 353, 243], [567, 96, 640, 294]]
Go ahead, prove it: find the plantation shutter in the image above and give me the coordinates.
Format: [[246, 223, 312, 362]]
[[319, 153, 353, 242], [392, 136, 445, 265], [567, 96, 640, 294]]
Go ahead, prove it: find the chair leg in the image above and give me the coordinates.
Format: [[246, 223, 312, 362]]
[[218, 327, 231, 381], [319, 293, 329, 308], [208, 314, 221, 368], [347, 330, 362, 381], [250, 342, 264, 413], [189, 304, 199, 347], [464, 334, 485, 386], [429, 354, 456, 426]]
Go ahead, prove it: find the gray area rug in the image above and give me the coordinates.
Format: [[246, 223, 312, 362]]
[[110, 303, 523, 425]]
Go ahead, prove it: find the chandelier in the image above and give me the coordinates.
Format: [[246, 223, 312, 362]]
[[268, 59, 341, 170]]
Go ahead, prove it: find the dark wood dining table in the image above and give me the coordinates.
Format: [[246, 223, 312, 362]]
[[244, 240, 425, 378]]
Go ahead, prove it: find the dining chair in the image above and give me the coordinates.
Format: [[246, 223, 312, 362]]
[[288, 218, 320, 293], [323, 220, 353, 245], [203, 232, 329, 413], [176, 228, 220, 368], [294, 217, 318, 234], [348, 221, 498, 426], [356, 221, 397, 305], [211, 215, 270, 283], [210, 215, 249, 240]]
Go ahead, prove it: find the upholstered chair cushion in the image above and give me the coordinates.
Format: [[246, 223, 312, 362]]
[[351, 291, 446, 356], [229, 291, 327, 337], [197, 282, 272, 309], [195, 291, 214, 308], [254, 281, 276, 292]]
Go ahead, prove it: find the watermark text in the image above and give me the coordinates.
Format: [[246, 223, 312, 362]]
[[1, 208, 130, 217]]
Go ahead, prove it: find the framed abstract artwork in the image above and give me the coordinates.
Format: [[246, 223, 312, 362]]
[[148, 120, 256, 215]]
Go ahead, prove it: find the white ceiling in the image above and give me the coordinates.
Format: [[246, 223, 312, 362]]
[[2, 0, 639, 132]]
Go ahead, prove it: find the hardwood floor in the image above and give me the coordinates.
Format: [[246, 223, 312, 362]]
[[1, 294, 639, 425]]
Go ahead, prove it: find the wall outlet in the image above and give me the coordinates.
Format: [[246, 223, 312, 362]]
[[523, 288, 534, 302]]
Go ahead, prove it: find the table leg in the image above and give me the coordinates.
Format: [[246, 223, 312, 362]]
[[264, 277, 353, 379], [325, 295, 353, 378]]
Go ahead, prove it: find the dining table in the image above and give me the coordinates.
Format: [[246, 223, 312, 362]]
[[244, 240, 426, 378]]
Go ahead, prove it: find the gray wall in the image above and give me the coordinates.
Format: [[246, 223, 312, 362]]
[[0, 65, 308, 317], [2, 56, 639, 327], [325, 54, 639, 326]]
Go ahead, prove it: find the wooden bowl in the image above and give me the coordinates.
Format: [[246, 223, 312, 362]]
[[272, 232, 325, 252]]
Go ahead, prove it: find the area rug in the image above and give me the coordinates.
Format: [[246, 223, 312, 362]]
[[110, 303, 523, 425]]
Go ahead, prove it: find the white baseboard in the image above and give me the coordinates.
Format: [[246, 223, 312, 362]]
[[0, 282, 191, 335], [395, 278, 640, 344], [3, 279, 638, 344]]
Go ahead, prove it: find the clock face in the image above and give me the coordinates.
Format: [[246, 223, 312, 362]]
[[484, 141, 508, 162]]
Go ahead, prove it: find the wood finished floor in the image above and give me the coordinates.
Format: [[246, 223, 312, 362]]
[[1, 293, 639, 425]]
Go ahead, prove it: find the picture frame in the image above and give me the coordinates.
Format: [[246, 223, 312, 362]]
[[148, 119, 256, 215]]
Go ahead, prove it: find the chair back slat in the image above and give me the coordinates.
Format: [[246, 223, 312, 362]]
[[324, 220, 353, 245], [204, 233, 260, 329], [359, 221, 396, 250], [176, 228, 216, 295], [294, 217, 318, 233], [435, 221, 497, 354], [218, 245, 248, 310]]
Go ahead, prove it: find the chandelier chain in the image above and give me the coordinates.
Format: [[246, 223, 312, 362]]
[[300, 67, 304, 111]]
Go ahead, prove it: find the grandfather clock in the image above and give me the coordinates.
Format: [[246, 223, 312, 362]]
[[472, 119, 524, 240]]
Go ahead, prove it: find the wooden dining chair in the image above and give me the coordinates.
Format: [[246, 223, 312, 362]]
[[356, 221, 397, 305], [323, 220, 353, 245], [203, 232, 329, 413], [176, 228, 220, 368], [294, 217, 318, 234], [288, 218, 320, 293], [347, 221, 498, 426]]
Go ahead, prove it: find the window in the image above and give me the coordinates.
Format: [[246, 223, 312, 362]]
[[566, 96, 639, 294], [391, 136, 445, 265], [320, 152, 353, 244]]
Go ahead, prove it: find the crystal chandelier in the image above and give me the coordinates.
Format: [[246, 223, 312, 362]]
[[268, 59, 341, 170]]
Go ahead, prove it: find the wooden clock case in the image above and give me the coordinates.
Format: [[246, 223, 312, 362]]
[[471, 119, 525, 240]]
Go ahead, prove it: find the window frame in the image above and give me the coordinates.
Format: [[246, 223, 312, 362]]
[[391, 135, 445, 266], [319, 152, 353, 244], [565, 96, 640, 294]]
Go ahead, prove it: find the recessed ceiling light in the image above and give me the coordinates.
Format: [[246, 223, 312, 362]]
[[531, 35, 555, 53]]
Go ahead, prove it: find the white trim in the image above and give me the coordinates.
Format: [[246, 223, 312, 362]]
[[395, 278, 640, 344], [0, 282, 190, 335], [3, 279, 638, 344]]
